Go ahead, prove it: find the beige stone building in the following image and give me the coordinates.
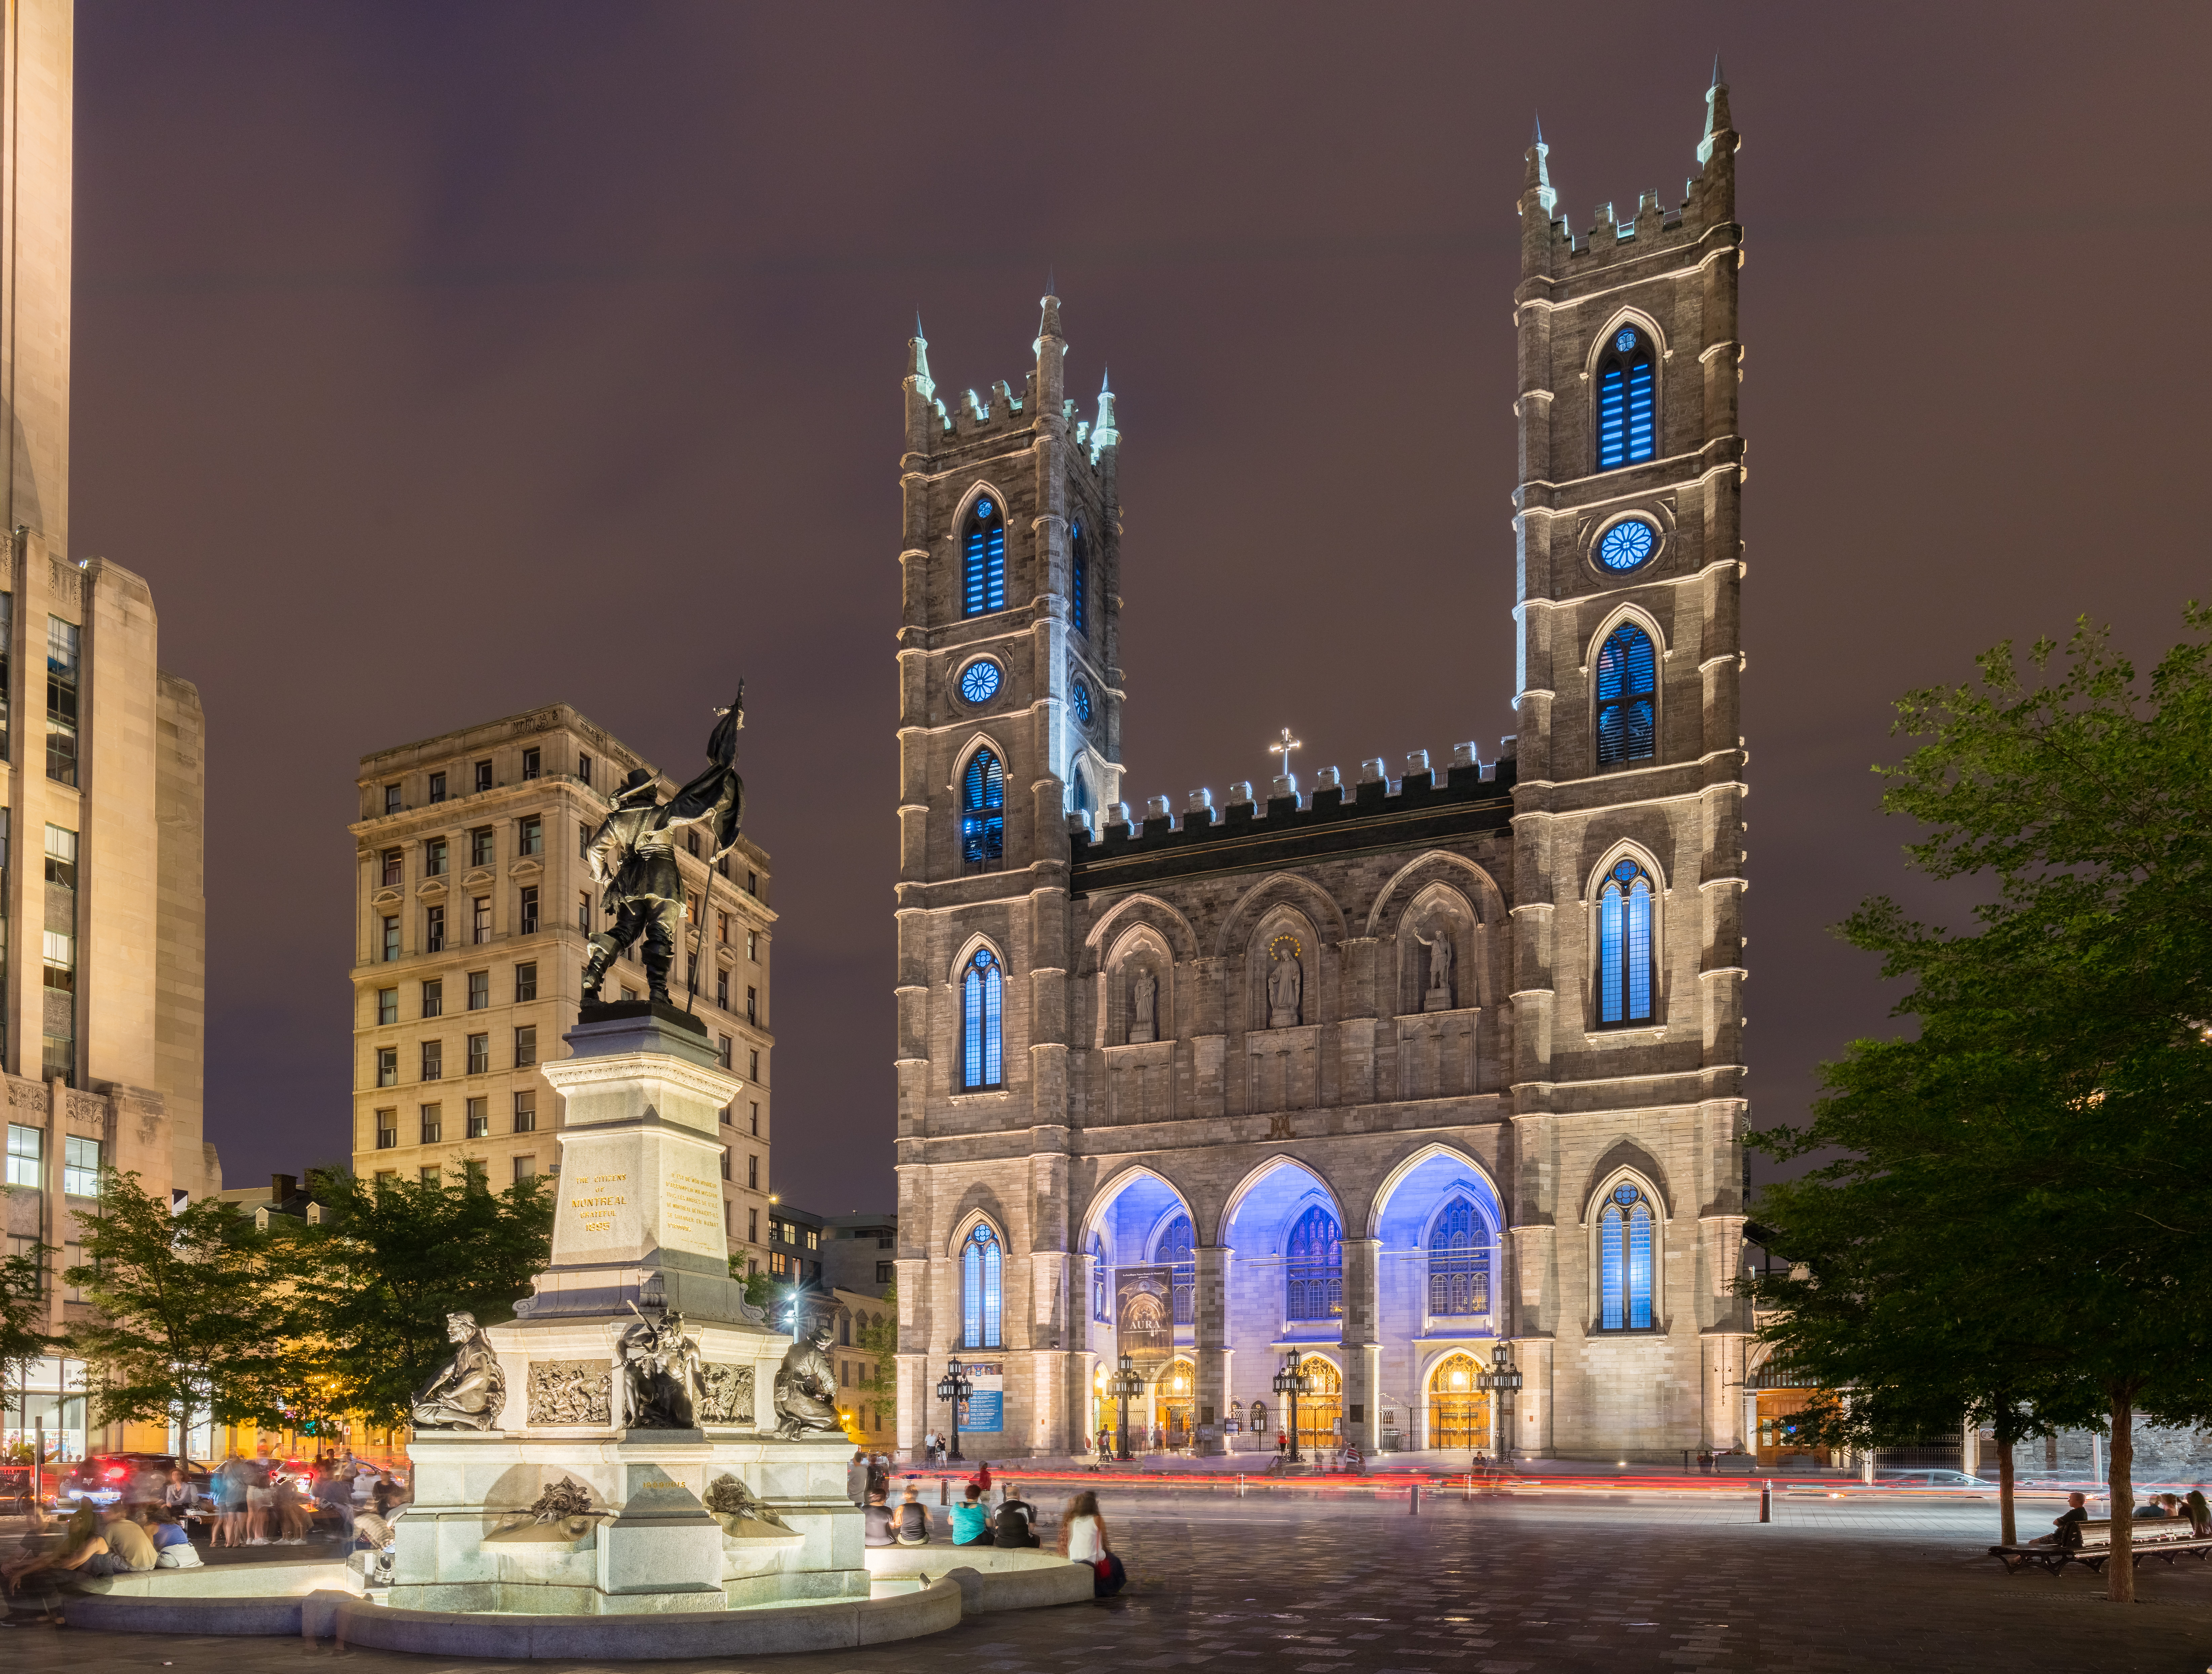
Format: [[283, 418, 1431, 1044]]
[[891, 78, 1750, 1462], [0, 0, 212, 1463], [348, 705, 775, 1268]]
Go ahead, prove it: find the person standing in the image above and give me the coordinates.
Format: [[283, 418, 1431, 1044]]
[[846, 1450, 871, 1508]]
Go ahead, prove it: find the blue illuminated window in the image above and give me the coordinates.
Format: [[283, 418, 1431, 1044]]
[[961, 948, 1005, 1090], [1071, 677, 1093, 726], [1284, 1204, 1343, 1322], [958, 659, 1001, 705], [1595, 623, 1656, 768], [1599, 1183, 1654, 1329], [1426, 1197, 1490, 1316], [1072, 523, 1089, 637], [961, 1222, 1003, 1346], [964, 497, 1007, 616], [962, 749, 1005, 868], [1598, 519, 1656, 573], [1597, 858, 1655, 1025], [1157, 1213, 1195, 1325], [1090, 1232, 1110, 1321], [1596, 328, 1656, 470]]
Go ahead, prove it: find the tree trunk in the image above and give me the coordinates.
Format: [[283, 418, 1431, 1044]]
[[1997, 1436, 2016, 1548], [2107, 1389, 2135, 1604]]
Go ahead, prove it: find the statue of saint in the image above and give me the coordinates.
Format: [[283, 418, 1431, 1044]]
[[1423, 923, 1455, 1011], [411, 1312, 507, 1431], [1130, 967, 1158, 1044], [773, 1312, 844, 1438], [1266, 946, 1302, 1029], [583, 691, 747, 1005], [616, 1304, 706, 1429]]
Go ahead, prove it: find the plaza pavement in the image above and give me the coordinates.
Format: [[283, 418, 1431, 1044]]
[[8, 1483, 2212, 1671]]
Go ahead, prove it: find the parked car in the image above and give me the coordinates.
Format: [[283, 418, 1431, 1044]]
[[52, 1452, 212, 1511], [1876, 1469, 1999, 1490]]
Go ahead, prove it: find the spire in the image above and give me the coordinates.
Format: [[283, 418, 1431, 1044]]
[[1522, 113, 1556, 217], [1036, 287, 1063, 350], [1698, 54, 1734, 166], [905, 314, 932, 394], [1092, 366, 1118, 453]]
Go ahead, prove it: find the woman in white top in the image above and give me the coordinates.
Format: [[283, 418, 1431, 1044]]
[[1059, 1490, 1108, 1563]]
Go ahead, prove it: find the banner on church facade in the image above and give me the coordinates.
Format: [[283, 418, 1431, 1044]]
[[959, 1363, 1003, 1433], [1116, 1265, 1175, 1373]]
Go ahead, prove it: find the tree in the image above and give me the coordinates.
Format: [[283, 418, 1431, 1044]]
[[64, 1169, 290, 1431], [2, 1239, 55, 1462], [855, 1278, 898, 1436], [1749, 607, 2212, 1600], [286, 1168, 553, 1429]]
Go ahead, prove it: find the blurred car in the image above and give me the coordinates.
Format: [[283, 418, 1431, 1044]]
[[52, 1452, 212, 1510], [1876, 1469, 1999, 1490]]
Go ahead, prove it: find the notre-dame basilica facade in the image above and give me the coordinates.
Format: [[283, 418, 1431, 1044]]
[[891, 73, 1750, 1462]]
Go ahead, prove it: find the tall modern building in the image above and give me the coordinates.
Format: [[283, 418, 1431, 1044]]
[[892, 76, 1749, 1460], [348, 705, 775, 1270], [0, 0, 212, 1464]]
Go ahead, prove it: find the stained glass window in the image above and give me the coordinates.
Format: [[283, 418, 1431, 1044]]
[[962, 750, 1005, 868], [1072, 523, 1089, 637], [1599, 1183, 1654, 1329], [1090, 1232, 1110, 1321], [1071, 677, 1093, 726], [958, 659, 1001, 704], [1596, 328, 1656, 470], [1285, 1204, 1344, 1322], [1598, 519, 1656, 573], [1596, 623, 1656, 768], [964, 497, 1007, 617], [962, 1222, 1003, 1347], [1426, 1197, 1490, 1315], [1158, 1213, 1196, 1325], [1597, 858, 1655, 1025], [962, 948, 1005, 1089]]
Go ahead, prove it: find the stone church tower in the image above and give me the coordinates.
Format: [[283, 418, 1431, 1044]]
[[892, 72, 1751, 1464]]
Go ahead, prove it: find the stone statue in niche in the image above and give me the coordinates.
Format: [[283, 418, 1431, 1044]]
[[410, 1312, 507, 1431], [1266, 945, 1303, 1029], [1129, 967, 1158, 1044], [1421, 921, 1455, 1012]]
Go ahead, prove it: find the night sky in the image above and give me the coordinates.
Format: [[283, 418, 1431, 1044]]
[[66, 3, 2212, 1216]]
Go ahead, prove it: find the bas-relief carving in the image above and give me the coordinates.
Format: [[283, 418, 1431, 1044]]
[[7, 1079, 46, 1110], [699, 1362, 755, 1425], [527, 1359, 613, 1425]]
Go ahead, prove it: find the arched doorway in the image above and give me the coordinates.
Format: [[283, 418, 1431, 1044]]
[[1427, 1352, 1491, 1452], [1294, 1356, 1342, 1453], [1159, 1359, 1196, 1449]]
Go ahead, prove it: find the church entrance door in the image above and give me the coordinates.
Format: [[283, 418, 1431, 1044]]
[[1295, 1355, 1343, 1454], [1426, 1352, 1492, 1451], [1160, 1359, 1196, 1449]]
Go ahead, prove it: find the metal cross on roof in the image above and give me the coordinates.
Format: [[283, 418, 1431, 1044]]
[[1269, 728, 1302, 779]]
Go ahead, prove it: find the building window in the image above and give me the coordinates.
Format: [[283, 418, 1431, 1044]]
[[1599, 1183, 1655, 1330], [383, 915, 400, 961], [472, 897, 491, 945], [374, 1112, 397, 1150], [380, 848, 403, 887], [1595, 623, 1657, 769], [44, 618, 78, 785], [421, 1040, 443, 1081], [513, 1156, 536, 1183], [716, 911, 729, 946], [716, 1034, 733, 1070], [748, 1208, 759, 1243], [521, 747, 541, 781], [877, 1261, 895, 1285], [470, 828, 493, 868], [428, 771, 447, 804], [462, 1159, 487, 1192], [425, 905, 446, 954], [1071, 520, 1089, 637], [1284, 1204, 1344, 1322], [961, 750, 1005, 869], [5, 1124, 41, 1188], [746, 986, 758, 1025], [376, 987, 397, 1026], [1596, 324, 1657, 469], [419, 1104, 442, 1144], [383, 783, 402, 815], [463, 972, 486, 1012], [961, 1222, 1004, 1347], [720, 1149, 731, 1181], [42, 825, 76, 1084], [577, 891, 591, 932], [1158, 1214, 1196, 1326], [750, 1102, 759, 1135], [1597, 859, 1656, 1026], [474, 760, 493, 794], [716, 971, 729, 1009], [963, 495, 1008, 616], [578, 752, 593, 786], [466, 1097, 489, 1139], [515, 1026, 536, 1068], [60, 1136, 100, 1197], [422, 979, 444, 1018], [746, 869, 758, 897], [515, 961, 537, 1002], [749, 1049, 760, 1081], [1090, 1233, 1109, 1322], [1426, 1198, 1490, 1316], [961, 948, 1005, 1090], [420, 1166, 441, 1185], [519, 815, 543, 858], [747, 928, 758, 961], [513, 1090, 536, 1133], [467, 1033, 489, 1075], [519, 887, 539, 935], [747, 1154, 758, 1190], [376, 1047, 397, 1088], [425, 836, 448, 876]]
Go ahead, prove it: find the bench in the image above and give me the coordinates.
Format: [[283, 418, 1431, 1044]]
[[1989, 1518, 2212, 1573]]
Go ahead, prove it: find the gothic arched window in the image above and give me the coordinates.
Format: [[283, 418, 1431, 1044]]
[[1071, 521, 1089, 638], [964, 496, 1007, 617], [961, 1221, 1004, 1347], [1426, 1197, 1490, 1316], [961, 948, 1005, 1090], [1597, 859, 1655, 1026], [1596, 325, 1656, 470], [1599, 1183, 1655, 1330], [1089, 1232, 1109, 1322], [1596, 622, 1657, 768], [962, 749, 1005, 869], [1157, 1213, 1196, 1326], [1284, 1204, 1344, 1322]]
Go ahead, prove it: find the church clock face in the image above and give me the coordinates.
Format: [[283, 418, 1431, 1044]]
[[1597, 517, 1658, 574], [957, 658, 1002, 705], [1070, 676, 1094, 726]]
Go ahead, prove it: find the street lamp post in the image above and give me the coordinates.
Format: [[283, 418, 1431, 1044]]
[[935, 1357, 973, 1463], [1475, 1341, 1523, 1464], [1105, 1353, 1145, 1462], [1271, 1352, 1311, 1464]]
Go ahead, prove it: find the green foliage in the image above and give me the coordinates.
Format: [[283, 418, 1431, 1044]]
[[284, 1167, 553, 1429], [727, 1254, 779, 1315], [1, 1237, 55, 1386], [854, 1278, 898, 1422]]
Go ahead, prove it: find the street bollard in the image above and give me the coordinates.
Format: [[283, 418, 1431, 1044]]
[[939, 1478, 947, 1506], [1463, 1473, 1472, 1502], [1409, 1483, 1420, 1516], [1759, 1480, 1771, 1523]]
